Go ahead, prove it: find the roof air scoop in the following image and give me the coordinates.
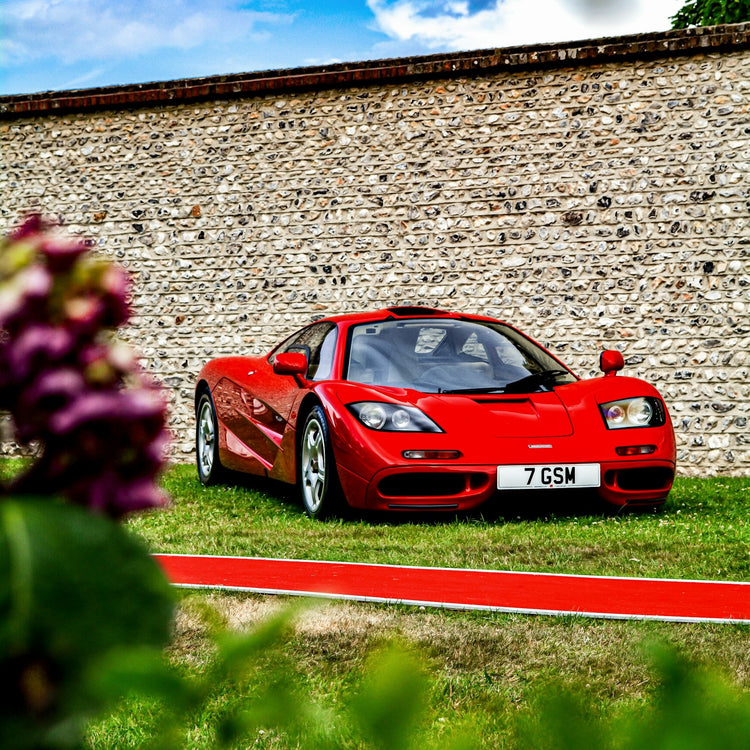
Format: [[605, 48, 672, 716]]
[[386, 306, 446, 317]]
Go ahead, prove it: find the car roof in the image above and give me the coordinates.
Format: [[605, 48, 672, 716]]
[[315, 306, 503, 326]]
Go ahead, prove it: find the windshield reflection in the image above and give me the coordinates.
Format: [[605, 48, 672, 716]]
[[344, 318, 576, 394]]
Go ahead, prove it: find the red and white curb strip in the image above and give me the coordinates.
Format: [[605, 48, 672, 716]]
[[154, 554, 750, 624]]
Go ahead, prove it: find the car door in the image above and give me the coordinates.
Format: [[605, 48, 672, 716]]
[[223, 322, 338, 472]]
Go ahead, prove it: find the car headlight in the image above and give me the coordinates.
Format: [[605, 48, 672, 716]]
[[347, 402, 443, 432], [599, 397, 665, 429]]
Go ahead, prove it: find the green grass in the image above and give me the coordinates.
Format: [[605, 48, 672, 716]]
[[103, 465, 750, 747], [125, 464, 750, 582], [86, 593, 750, 749], [3, 458, 749, 748]]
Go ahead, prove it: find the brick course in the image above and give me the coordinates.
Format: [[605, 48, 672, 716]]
[[1, 25, 748, 474]]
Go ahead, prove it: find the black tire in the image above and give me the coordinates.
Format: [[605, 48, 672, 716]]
[[196, 391, 225, 485], [298, 405, 341, 519]]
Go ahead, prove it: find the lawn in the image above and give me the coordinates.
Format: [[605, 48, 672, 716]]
[[97, 466, 750, 748], [131, 465, 750, 582], [3, 458, 749, 747]]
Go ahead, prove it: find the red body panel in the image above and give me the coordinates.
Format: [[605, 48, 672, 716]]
[[196, 308, 676, 512]]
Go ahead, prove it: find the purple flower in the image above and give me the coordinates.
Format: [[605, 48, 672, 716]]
[[38, 235, 89, 273], [0, 266, 53, 331], [1, 215, 170, 519], [98, 266, 132, 327], [64, 295, 107, 337], [9, 214, 43, 241], [112, 477, 169, 515], [49, 389, 165, 437], [143, 428, 171, 468], [8, 325, 77, 381], [79, 342, 135, 386], [82, 473, 168, 516], [16, 368, 86, 442]]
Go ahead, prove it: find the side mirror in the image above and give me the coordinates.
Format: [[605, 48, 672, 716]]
[[600, 350, 624, 376], [273, 352, 308, 376]]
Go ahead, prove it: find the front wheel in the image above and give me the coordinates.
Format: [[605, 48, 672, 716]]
[[299, 406, 341, 519], [196, 391, 224, 485]]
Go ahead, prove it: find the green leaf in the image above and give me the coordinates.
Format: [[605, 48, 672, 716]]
[[85, 648, 194, 710], [0, 499, 174, 747], [350, 645, 430, 750], [516, 687, 612, 750], [671, 0, 750, 27], [215, 607, 296, 680], [620, 646, 750, 750]]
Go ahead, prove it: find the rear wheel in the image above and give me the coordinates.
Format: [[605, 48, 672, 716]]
[[196, 391, 224, 485], [299, 406, 340, 519]]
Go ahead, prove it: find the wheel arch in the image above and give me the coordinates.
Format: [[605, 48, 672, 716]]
[[296, 394, 346, 518], [195, 379, 210, 409], [295, 393, 324, 457]]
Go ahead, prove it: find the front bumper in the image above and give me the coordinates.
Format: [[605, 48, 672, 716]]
[[337, 458, 675, 511]]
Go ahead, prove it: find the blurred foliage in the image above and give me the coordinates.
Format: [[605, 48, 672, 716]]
[[88, 600, 476, 749], [87, 606, 750, 750], [0, 216, 173, 748], [0, 501, 173, 749], [516, 645, 750, 750], [671, 0, 750, 27]]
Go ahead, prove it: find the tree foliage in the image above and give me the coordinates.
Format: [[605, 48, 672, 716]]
[[671, 0, 750, 28]]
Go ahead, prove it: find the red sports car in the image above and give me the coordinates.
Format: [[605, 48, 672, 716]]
[[195, 307, 676, 518]]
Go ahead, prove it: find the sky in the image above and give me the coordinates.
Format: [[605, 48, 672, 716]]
[[1, 0, 685, 97]]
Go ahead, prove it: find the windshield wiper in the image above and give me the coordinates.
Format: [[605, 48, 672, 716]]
[[437, 369, 572, 395], [438, 386, 507, 395], [503, 369, 571, 394]]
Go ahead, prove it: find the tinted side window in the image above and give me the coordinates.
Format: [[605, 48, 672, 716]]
[[277, 322, 337, 380]]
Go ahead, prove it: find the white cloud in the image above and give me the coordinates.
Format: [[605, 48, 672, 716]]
[[2, 0, 295, 64], [304, 56, 345, 66], [367, 0, 684, 50], [61, 65, 108, 89]]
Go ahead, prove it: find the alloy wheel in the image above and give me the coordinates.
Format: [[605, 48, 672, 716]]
[[197, 398, 216, 479], [301, 416, 327, 514]]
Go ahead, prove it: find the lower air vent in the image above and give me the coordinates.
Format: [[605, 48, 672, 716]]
[[379, 473, 464, 497], [379, 472, 486, 498], [609, 467, 674, 491]]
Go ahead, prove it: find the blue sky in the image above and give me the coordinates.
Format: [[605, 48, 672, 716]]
[[1, 0, 683, 96]]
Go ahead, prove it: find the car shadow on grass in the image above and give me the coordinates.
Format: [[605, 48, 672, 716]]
[[357, 490, 665, 526]]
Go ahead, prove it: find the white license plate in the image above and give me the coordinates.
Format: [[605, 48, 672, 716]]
[[497, 463, 600, 490]]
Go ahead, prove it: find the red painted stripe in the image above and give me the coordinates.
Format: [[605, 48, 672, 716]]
[[154, 554, 750, 623]]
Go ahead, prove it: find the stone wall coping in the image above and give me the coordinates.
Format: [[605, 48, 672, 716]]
[[2, 22, 750, 118]]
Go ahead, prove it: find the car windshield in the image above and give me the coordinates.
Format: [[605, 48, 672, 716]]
[[344, 318, 577, 394]]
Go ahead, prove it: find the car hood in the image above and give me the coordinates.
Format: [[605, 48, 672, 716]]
[[415, 391, 574, 438], [329, 383, 574, 438]]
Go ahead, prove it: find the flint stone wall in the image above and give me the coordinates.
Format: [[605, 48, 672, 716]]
[[1, 25, 749, 475]]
